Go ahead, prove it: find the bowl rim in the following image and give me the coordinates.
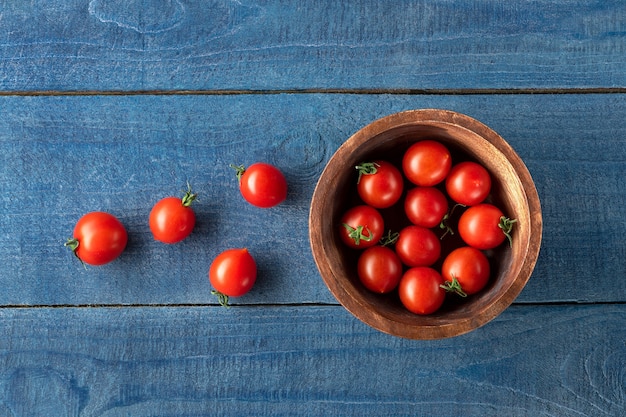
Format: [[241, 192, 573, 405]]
[[309, 109, 543, 339]]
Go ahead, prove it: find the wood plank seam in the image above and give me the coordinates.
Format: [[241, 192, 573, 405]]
[[0, 88, 626, 96]]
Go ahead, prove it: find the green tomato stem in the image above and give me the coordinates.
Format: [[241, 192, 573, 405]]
[[230, 164, 246, 182], [354, 162, 379, 184], [211, 290, 230, 308], [64, 238, 87, 269], [440, 275, 467, 298], [342, 223, 374, 246], [379, 230, 399, 246], [499, 216, 518, 247], [181, 182, 198, 207], [439, 203, 466, 240]]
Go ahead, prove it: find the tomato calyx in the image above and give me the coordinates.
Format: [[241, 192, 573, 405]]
[[440, 275, 468, 298], [498, 216, 518, 247], [379, 230, 399, 246], [354, 162, 380, 184], [181, 183, 198, 207], [211, 290, 231, 308], [439, 203, 465, 240], [230, 164, 246, 182], [64, 238, 87, 269], [342, 223, 374, 246]]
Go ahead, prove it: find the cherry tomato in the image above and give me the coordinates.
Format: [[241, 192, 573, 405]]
[[395, 225, 441, 267], [441, 246, 490, 296], [458, 204, 517, 250], [339, 205, 385, 249], [404, 186, 449, 228], [355, 160, 404, 209], [357, 245, 403, 293], [149, 185, 197, 244], [232, 163, 287, 208], [402, 140, 452, 187], [445, 161, 491, 206], [209, 248, 257, 306], [65, 212, 127, 266], [398, 267, 446, 315]]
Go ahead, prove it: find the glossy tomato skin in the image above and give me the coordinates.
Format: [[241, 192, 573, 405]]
[[398, 267, 446, 315], [149, 197, 196, 244], [441, 246, 490, 295], [402, 140, 452, 187], [395, 225, 441, 267], [339, 205, 385, 250], [458, 204, 509, 250], [445, 161, 491, 206], [209, 248, 257, 297], [237, 163, 287, 208], [356, 160, 404, 209], [404, 186, 449, 228], [70, 212, 127, 265], [357, 245, 403, 293]]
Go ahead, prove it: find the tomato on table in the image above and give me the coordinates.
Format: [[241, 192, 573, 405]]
[[445, 161, 492, 206], [149, 184, 197, 244], [398, 267, 446, 315], [65, 211, 127, 266], [355, 160, 404, 209], [404, 186, 449, 228], [209, 248, 257, 306], [458, 203, 517, 250], [441, 246, 490, 296], [231, 162, 288, 208], [339, 205, 385, 249], [395, 225, 441, 267], [402, 140, 452, 187], [357, 245, 403, 293]]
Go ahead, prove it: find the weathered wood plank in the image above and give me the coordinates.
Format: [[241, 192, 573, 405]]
[[1, 93, 625, 306], [0, 0, 625, 91], [0, 304, 623, 416]]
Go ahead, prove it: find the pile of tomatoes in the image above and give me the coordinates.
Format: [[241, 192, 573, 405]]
[[65, 162, 288, 307], [338, 140, 516, 315]]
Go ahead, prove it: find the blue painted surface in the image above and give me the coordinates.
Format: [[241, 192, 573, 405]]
[[0, 305, 624, 416], [0, 1, 624, 415], [0, 1, 625, 90], [1, 94, 624, 305]]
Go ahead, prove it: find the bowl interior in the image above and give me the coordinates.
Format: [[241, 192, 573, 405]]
[[309, 110, 542, 339]]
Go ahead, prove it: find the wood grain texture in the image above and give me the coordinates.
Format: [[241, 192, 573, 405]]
[[0, 0, 625, 91], [0, 304, 623, 416], [1, 93, 625, 306]]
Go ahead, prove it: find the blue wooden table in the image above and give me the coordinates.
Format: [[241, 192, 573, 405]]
[[1, 1, 624, 415]]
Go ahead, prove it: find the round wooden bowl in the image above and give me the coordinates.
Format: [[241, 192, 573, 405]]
[[309, 109, 542, 339]]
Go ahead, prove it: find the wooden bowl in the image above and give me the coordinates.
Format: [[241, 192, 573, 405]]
[[309, 109, 542, 339]]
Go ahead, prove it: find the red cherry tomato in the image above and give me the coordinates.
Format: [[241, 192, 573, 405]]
[[395, 225, 441, 267], [355, 160, 404, 209], [209, 248, 257, 306], [149, 185, 197, 244], [458, 204, 517, 250], [445, 161, 491, 206], [441, 246, 490, 296], [232, 163, 287, 208], [402, 140, 452, 187], [398, 267, 446, 315], [404, 186, 449, 228], [65, 212, 127, 266], [357, 245, 403, 293], [339, 205, 385, 249]]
